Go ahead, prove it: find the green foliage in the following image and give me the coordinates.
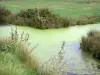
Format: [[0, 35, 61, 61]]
[[0, 5, 11, 24], [74, 15, 100, 25], [14, 8, 70, 29], [0, 39, 16, 52], [80, 30, 100, 59], [7, 7, 100, 29], [18, 9, 36, 18], [0, 28, 39, 75], [0, 52, 35, 75], [0, 5, 100, 29], [0, 40, 38, 75], [87, 30, 97, 36]]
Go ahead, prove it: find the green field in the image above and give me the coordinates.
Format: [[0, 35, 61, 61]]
[[0, 0, 100, 17]]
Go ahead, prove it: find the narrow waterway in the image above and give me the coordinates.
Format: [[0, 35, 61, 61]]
[[0, 24, 100, 74]]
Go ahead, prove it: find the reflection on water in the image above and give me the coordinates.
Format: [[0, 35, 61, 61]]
[[0, 24, 100, 74]]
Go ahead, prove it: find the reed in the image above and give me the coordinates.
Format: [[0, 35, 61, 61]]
[[0, 27, 40, 75], [80, 30, 100, 59]]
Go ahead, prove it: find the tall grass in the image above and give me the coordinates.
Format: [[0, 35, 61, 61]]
[[0, 27, 40, 74], [80, 30, 100, 59]]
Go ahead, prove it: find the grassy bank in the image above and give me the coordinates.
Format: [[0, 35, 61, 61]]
[[0, 5, 11, 24], [0, 27, 56, 75], [80, 30, 100, 59], [0, 28, 39, 75]]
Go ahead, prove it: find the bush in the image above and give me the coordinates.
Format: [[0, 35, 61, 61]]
[[80, 30, 100, 59], [10, 8, 70, 29], [75, 15, 100, 25], [14, 9, 100, 29], [1, 5, 100, 29], [0, 5, 11, 24]]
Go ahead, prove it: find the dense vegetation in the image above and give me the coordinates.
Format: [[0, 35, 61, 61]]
[[0, 28, 54, 75], [80, 30, 100, 59], [0, 6, 100, 29], [0, 5, 11, 24], [8, 8, 70, 29]]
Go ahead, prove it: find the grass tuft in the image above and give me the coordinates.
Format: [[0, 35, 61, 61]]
[[80, 30, 100, 59]]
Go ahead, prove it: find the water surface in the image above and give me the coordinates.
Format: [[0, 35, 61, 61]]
[[0, 24, 100, 74]]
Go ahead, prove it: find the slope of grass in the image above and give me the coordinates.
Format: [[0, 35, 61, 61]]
[[0, 40, 39, 75], [0, 52, 35, 75], [0, 28, 39, 75]]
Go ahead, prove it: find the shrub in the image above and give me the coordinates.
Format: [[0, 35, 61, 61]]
[[0, 5, 11, 24], [17, 9, 36, 18], [75, 15, 100, 25], [1, 5, 100, 29], [80, 30, 100, 59], [11, 8, 70, 29]]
